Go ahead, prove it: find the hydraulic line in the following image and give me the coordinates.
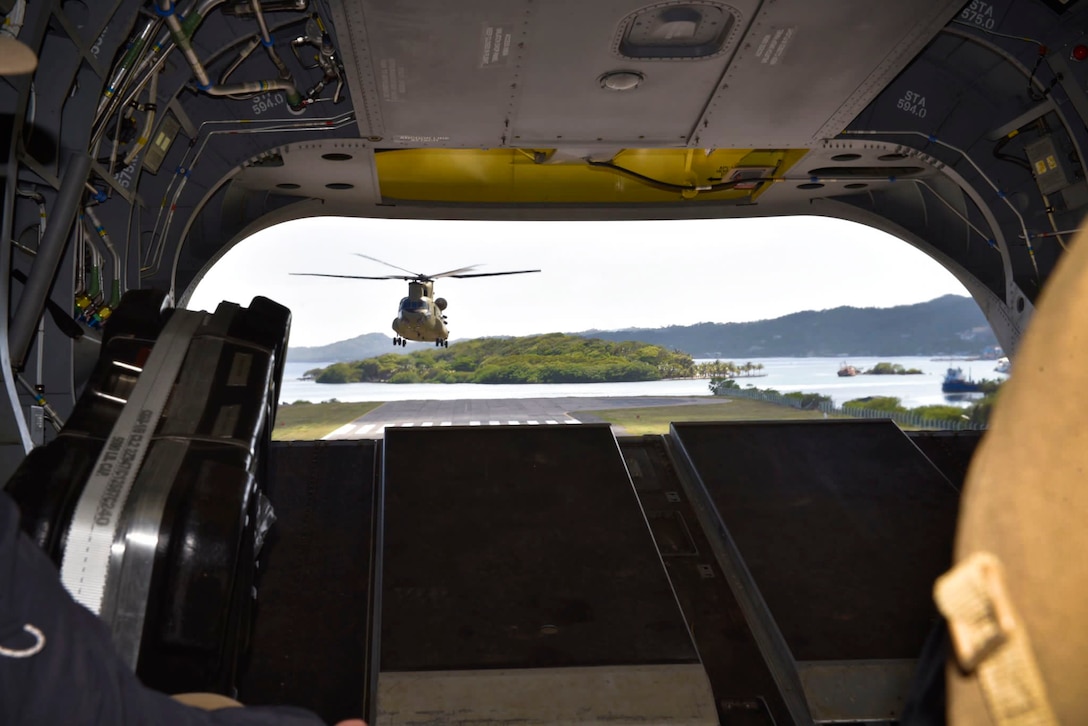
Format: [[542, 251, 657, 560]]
[[250, 0, 293, 80], [219, 36, 262, 86], [291, 13, 344, 103], [911, 179, 996, 252], [17, 374, 63, 432], [156, 0, 304, 111], [82, 206, 122, 307], [940, 25, 1088, 245], [206, 77, 300, 99], [1025, 228, 1082, 239], [106, 102, 133, 177], [123, 69, 160, 166], [224, 0, 309, 14], [585, 158, 780, 195], [141, 111, 356, 276], [93, 68, 154, 152], [95, 16, 161, 121], [157, 0, 212, 88], [218, 14, 316, 91], [950, 18, 1044, 47]]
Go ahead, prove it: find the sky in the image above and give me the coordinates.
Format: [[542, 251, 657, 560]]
[[186, 215, 972, 348]]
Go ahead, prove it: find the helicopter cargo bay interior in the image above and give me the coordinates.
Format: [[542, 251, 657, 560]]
[[2, 0, 1088, 724]]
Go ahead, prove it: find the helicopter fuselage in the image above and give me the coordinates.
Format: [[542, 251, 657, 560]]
[[393, 281, 448, 344]]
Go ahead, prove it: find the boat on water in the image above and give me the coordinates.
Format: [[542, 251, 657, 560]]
[[837, 363, 859, 377], [942, 367, 983, 393]]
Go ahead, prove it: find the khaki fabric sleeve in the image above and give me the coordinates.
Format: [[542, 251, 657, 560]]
[[946, 223, 1088, 724]]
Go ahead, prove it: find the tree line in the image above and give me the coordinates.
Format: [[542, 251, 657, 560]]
[[693, 360, 766, 378], [305, 333, 696, 384], [710, 377, 1003, 425]]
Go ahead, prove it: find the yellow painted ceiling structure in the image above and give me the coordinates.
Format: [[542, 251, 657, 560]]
[[375, 148, 808, 204]]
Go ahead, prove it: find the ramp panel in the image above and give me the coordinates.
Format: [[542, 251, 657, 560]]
[[238, 439, 381, 726], [380, 424, 715, 724], [670, 419, 960, 722], [906, 429, 984, 489]]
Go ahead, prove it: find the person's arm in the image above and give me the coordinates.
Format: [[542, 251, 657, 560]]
[[0, 488, 331, 725]]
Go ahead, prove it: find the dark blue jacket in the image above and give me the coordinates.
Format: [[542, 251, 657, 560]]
[[0, 489, 328, 725]]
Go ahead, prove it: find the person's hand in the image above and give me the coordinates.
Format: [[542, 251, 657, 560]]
[[335, 721, 366, 726]]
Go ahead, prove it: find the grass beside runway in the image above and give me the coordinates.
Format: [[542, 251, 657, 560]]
[[270, 397, 834, 441], [273, 401, 384, 441], [580, 399, 832, 435]]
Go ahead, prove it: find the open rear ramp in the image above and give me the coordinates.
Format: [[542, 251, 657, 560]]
[[379, 423, 717, 724], [239, 440, 381, 724], [669, 419, 960, 723], [620, 436, 791, 724]]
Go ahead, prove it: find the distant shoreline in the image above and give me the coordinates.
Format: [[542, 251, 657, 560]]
[[289, 352, 1001, 363]]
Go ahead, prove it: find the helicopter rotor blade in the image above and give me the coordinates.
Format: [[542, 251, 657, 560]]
[[352, 253, 423, 277], [428, 265, 482, 279], [445, 269, 542, 279], [290, 273, 411, 280]]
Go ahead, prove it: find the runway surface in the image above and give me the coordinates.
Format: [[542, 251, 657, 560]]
[[322, 396, 716, 439]]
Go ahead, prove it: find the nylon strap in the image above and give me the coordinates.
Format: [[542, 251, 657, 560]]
[[60, 310, 204, 613], [935, 552, 1057, 726]]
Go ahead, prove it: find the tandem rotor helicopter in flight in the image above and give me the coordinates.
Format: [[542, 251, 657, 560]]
[[293, 254, 540, 347]]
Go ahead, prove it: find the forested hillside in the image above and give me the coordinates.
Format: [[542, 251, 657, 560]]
[[306, 333, 693, 384], [578, 295, 996, 357], [290, 295, 998, 363]]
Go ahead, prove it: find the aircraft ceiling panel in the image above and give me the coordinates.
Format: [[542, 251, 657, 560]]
[[696, 0, 965, 148], [505, 0, 755, 146], [336, 0, 529, 147]]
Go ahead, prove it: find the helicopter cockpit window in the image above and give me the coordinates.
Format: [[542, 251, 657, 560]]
[[399, 298, 430, 314]]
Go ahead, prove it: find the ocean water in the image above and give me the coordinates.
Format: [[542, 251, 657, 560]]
[[280, 356, 1007, 408]]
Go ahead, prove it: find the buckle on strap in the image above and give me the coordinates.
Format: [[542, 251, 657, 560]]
[[935, 552, 1057, 726]]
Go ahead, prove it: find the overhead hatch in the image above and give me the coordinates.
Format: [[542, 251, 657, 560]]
[[616, 2, 738, 60]]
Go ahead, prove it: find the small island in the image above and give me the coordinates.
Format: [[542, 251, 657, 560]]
[[304, 333, 696, 384], [861, 362, 923, 375]]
